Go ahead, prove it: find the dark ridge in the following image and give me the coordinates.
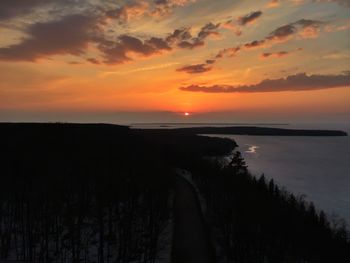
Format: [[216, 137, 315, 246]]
[[136, 126, 348, 136]]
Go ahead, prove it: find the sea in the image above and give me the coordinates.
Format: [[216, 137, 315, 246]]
[[131, 123, 350, 227]]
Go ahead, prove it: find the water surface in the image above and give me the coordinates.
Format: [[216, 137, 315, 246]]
[[221, 133, 350, 226]]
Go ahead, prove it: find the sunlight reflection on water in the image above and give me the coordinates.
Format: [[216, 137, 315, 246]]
[[245, 145, 259, 154]]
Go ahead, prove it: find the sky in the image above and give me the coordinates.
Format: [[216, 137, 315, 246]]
[[0, 0, 349, 123]]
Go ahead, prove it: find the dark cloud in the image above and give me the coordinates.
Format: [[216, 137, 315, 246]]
[[223, 10, 262, 36], [166, 27, 192, 43], [219, 18, 323, 59], [154, 0, 168, 4], [267, 24, 296, 41], [86, 58, 101, 64], [197, 22, 221, 39], [180, 72, 350, 93], [177, 39, 205, 49], [206, 59, 216, 64], [0, 10, 216, 65], [175, 41, 239, 74], [152, 0, 196, 16], [105, 1, 149, 22], [0, 0, 219, 65], [216, 47, 241, 58], [176, 49, 219, 74], [176, 63, 212, 74], [0, 10, 174, 64], [244, 40, 266, 49], [68, 61, 82, 65], [175, 18, 323, 74], [270, 0, 350, 8], [166, 27, 203, 49], [0, 0, 53, 20], [99, 35, 172, 64], [243, 19, 324, 50], [267, 19, 324, 41], [166, 22, 220, 50], [0, 0, 83, 21], [0, 14, 99, 61], [261, 51, 289, 58], [0, 0, 195, 23], [260, 48, 302, 59], [237, 11, 263, 25]]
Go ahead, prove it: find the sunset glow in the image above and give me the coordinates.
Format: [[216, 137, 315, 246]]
[[0, 0, 349, 123]]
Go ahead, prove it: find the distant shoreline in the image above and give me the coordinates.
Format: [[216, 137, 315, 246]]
[[0, 123, 347, 136], [131, 122, 290, 126], [135, 126, 348, 136]]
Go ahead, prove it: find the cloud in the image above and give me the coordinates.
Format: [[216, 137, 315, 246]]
[[0, 9, 218, 65], [223, 10, 263, 36], [166, 22, 220, 49], [206, 59, 216, 64], [267, 19, 324, 42], [152, 0, 196, 16], [267, 0, 350, 8], [105, 1, 149, 22], [260, 51, 290, 58], [166, 27, 192, 43], [86, 58, 101, 64], [176, 45, 240, 75], [325, 19, 350, 32], [0, 0, 60, 20], [237, 11, 263, 26], [260, 48, 302, 59], [0, 0, 91, 22], [0, 14, 99, 61], [175, 18, 325, 74], [176, 63, 212, 73], [197, 22, 221, 39], [179, 72, 350, 93], [0, 0, 197, 24], [230, 19, 325, 52], [98, 35, 172, 64], [243, 40, 267, 49], [223, 19, 324, 54], [109, 0, 197, 18], [216, 47, 241, 58]]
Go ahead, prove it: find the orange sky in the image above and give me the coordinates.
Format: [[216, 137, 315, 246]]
[[0, 0, 349, 122]]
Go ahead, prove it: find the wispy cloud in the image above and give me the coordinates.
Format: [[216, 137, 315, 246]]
[[180, 72, 350, 93], [260, 48, 303, 59], [100, 62, 180, 77], [176, 63, 212, 74], [223, 10, 263, 36]]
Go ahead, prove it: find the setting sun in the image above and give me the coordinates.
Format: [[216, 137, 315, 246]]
[[184, 112, 190, 116]]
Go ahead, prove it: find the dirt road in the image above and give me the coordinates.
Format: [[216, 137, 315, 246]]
[[171, 176, 216, 263]]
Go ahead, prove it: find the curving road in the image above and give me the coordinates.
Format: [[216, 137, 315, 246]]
[[171, 176, 216, 263]]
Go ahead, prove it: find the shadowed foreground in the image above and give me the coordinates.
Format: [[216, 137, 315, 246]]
[[172, 176, 215, 263], [1, 123, 349, 263]]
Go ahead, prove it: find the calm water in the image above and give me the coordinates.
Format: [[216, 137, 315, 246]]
[[216, 123, 350, 226]]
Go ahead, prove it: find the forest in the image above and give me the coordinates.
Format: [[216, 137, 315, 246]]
[[0, 123, 349, 263]]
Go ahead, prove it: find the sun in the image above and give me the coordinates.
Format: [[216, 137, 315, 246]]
[[184, 112, 190, 116]]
